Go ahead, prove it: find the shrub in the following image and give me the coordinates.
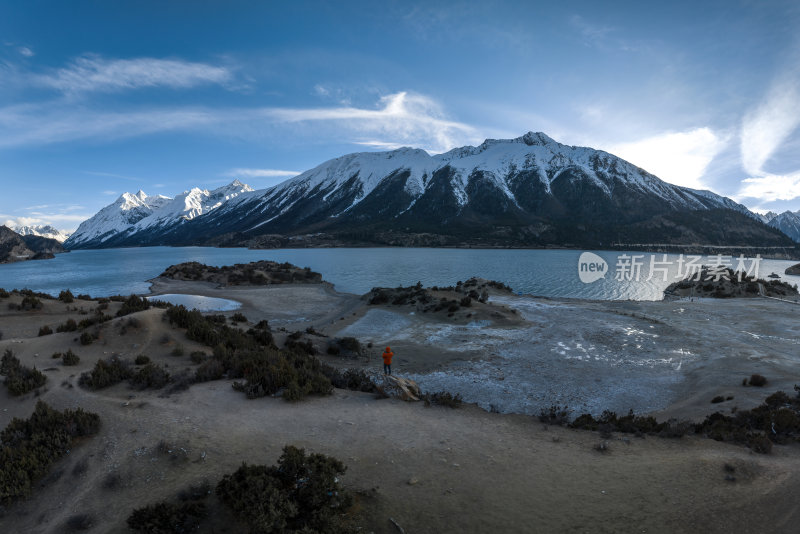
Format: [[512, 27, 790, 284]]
[[79, 332, 95, 345], [1, 349, 47, 395], [711, 395, 725, 404], [0, 400, 100, 504], [189, 351, 206, 364], [38, 325, 53, 336], [322, 366, 375, 392], [57, 319, 78, 333], [0, 288, 9, 298], [135, 355, 151, 365], [116, 295, 150, 317], [426, 391, 463, 408], [216, 445, 354, 534], [79, 357, 132, 390], [126, 502, 208, 533], [14, 295, 44, 311], [129, 363, 170, 390], [194, 359, 225, 382], [230, 312, 247, 323], [171, 344, 185, 357], [62, 350, 80, 366], [538, 405, 572, 425], [749, 374, 768, 387], [58, 289, 75, 303], [64, 513, 94, 531]]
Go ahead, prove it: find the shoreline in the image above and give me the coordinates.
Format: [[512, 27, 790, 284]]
[[2, 275, 800, 532]]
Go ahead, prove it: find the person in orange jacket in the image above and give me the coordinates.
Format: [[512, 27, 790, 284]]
[[382, 346, 394, 375]]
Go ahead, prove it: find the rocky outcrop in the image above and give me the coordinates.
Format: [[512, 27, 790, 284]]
[[155, 260, 323, 286], [786, 263, 800, 276], [0, 226, 63, 263], [664, 267, 798, 299]]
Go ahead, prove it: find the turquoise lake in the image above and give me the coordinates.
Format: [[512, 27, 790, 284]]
[[0, 246, 798, 300]]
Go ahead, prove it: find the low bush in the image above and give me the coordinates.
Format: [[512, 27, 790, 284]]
[[129, 363, 171, 390], [79, 357, 132, 390], [749, 374, 768, 387], [189, 351, 206, 364], [323, 367, 375, 392], [1, 349, 47, 395], [171, 344, 184, 357], [58, 289, 74, 303], [126, 502, 208, 533], [79, 332, 95, 345], [0, 288, 9, 298], [135, 355, 151, 365], [57, 319, 78, 333], [694, 390, 800, 452], [216, 445, 355, 534], [230, 312, 247, 323], [426, 391, 463, 408], [116, 295, 150, 317], [62, 349, 80, 366], [11, 295, 44, 311], [38, 325, 53, 336], [538, 405, 572, 426], [711, 395, 725, 404], [194, 358, 225, 382], [0, 400, 100, 504], [64, 513, 94, 531]]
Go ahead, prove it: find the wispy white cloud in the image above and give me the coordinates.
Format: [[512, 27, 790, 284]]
[[734, 170, 800, 205], [101, 190, 117, 195], [740, 71, 800, 176], [261, 91, 478, 152], [606, 127, 727, 189], [0, 91, 478, 153], [33, 55, 233, 94], [225, 168, 301, 178], [353, 140, 409, 150], [18, 46, 34, 57]]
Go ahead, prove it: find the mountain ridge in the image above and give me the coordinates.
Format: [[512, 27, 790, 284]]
[[64, 132, 796, 252]]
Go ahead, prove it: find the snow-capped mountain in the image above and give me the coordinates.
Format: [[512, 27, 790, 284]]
[[67, 132, 794, 249], [765, 210, 800, 242], [13, 224, 71, 242], [65, 181, 253, 249]]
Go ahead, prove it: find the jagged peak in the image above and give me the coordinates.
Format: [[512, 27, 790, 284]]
[[519, 131, 557, 146]]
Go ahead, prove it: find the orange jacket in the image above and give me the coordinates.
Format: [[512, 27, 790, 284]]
[[382, 347, 394, 364]]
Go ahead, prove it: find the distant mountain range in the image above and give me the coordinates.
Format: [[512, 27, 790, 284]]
[[0, 226, 65, 263], [759, 210, 800, 243], [13, 224, 71, 243], [64, 132, 796, 251]]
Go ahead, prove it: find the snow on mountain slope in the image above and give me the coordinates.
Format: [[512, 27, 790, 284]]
[[13, 224, 71, 242], [240, 131, 747, 219], [67, 132, 788, 249], [65, 181, 254, 248], [65, 190, 170, 247], [767, 210, 800, 242], [131, 180, 254, 231]]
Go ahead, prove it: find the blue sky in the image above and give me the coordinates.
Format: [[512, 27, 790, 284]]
[[1, 0, 799, 231]]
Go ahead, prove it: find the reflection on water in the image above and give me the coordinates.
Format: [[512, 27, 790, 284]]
[[0, 246, 798, 300], [146, 294, 241, 312]]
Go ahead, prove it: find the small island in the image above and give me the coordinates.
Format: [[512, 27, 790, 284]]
[[156, 260, 323, 286], [786, 262, 800, 276], [664, 267, 799, 299]]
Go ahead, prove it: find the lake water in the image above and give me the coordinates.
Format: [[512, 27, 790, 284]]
[[0, 246, 798, 300]]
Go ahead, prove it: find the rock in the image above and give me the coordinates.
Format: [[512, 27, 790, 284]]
[[786, 263, 800, 276], [379, 375, 421, 401], [407, 477, 418, 485]]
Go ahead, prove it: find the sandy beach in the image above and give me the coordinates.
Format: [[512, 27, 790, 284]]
[[1, 280, 799, 533]]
